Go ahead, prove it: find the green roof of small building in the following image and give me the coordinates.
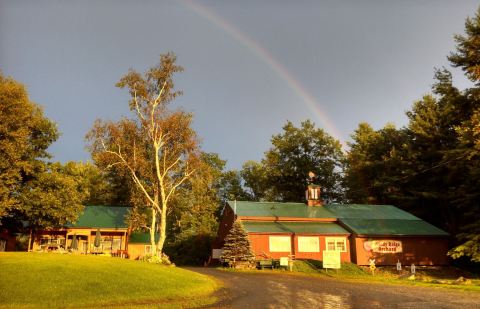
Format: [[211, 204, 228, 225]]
[[243, 221, 350, 234], [128, 232, 159, 244], [66, 205, 130, 229], [340, 219, 449, 236], [227, 201, 336, 219]]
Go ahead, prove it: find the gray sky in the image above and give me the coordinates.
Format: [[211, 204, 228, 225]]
[[0, 0, 477, 169]]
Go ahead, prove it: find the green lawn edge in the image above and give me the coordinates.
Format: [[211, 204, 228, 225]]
[[0, 252, 220, 308]]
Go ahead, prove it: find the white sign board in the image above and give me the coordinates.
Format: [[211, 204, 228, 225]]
[[269, 236, 291, 252], [323, 250, 341, 269], [280, 257, 289, 267], [364, 240, 402, 253], [298, 236, 320, 252]]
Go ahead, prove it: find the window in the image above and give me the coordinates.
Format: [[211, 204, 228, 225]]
[[269, 236, 291, 252], [40, 236, 65, 246], [298, 237, 320, 252], [145, 245, 152, 255], [325, 237, 347, 252], [99, 236, 122, 252]]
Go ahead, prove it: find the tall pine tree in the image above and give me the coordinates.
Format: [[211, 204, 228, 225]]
[[220, 220, 255, 267]]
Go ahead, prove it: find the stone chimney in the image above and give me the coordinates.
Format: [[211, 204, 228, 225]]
[[305, 172, 322, 206]]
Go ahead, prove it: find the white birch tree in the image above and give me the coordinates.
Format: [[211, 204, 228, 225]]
[[87, 53, 199, 255]]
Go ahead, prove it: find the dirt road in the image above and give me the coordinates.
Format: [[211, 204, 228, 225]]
[[189, 268, 480, 309]]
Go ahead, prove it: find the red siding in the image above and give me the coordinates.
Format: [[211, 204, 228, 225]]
[[212, 205, 235, 249], [353, 236, 449, 266], [249, 233, 351, 262]]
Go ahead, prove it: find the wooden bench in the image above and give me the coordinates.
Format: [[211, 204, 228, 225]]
[[257, 259, 277, 270]]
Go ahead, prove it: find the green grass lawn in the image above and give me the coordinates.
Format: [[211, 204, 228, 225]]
[[0, 252, 219, 308]]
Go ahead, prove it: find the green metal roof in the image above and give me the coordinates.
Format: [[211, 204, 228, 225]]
[[229, 201, 448, 237], [339, 219, 449, 236], [228, 201, 336, 219], [128, 232, 159, 244], [243, 221, 350, 234], [66, 206, 130, 229], [324, 204, 420, 220]]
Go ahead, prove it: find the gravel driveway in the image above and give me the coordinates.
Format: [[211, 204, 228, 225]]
[[188, 268, 480, 309]]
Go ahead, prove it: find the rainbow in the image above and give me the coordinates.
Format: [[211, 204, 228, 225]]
[[180, 0, 344, 145]]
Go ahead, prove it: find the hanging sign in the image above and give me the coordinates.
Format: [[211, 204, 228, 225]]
[[364, 240, 402, 253]]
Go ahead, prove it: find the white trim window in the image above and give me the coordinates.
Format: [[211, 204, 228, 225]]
[[269, 236, 291, 252], [298, 236, 320, 252], [325, 237, 347, 252]]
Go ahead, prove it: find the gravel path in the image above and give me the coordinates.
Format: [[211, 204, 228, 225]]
[[188, 268, 480, 309]]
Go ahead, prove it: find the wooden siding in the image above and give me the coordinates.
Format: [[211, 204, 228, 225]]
[[352, 236, 449, 266]]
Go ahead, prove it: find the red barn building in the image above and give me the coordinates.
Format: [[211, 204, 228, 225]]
[[213, 184, 449, 266]]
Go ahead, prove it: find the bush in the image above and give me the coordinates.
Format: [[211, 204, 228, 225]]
[[141, 253, 175, 266]]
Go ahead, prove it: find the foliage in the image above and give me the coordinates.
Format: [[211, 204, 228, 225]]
[[344, 122, 410, 205], [0, 73, 92, 230], [449, 8, 480, 83], [16, 162, 89, 229], [241, 120, 344, 203], [86, 53, 200, 255], [344, 8, 480, 262], [0, 253, 218, 308], [0, 72, 58, 217], [141, 253, 174, 265], [165, 152, 225, 265], [220, 220, 255, 265]]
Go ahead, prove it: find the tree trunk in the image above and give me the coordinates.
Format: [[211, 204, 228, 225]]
[[150, 207, 157, 255], [156, 205, 167, 255]]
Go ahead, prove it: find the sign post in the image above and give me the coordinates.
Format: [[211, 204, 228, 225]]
[[369, 258, 376, 276]]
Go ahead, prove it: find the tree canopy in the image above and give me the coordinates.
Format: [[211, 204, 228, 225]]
[[240, 120, 345, 203], [0, 73, 88, 231], [0, 73, 58, 217], [344, 8, 480, 262]]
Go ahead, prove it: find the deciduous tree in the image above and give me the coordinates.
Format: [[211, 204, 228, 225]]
[[0, 72, 58, 217], [86, 53, 200, 256], [247, 120, 344, 203]]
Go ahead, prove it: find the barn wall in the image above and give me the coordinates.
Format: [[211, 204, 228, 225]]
[[212, 205, 235, 249], [249, 233, 351, 262], [353, 236, 449, 266]]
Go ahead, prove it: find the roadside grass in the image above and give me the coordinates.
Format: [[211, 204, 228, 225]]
[[221, 259, 480, 292], [291, 260, 480, 290], [0, 252, 219, 308]]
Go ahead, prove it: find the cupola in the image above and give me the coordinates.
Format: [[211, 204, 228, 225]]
[[305, 172, 322, 206]]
